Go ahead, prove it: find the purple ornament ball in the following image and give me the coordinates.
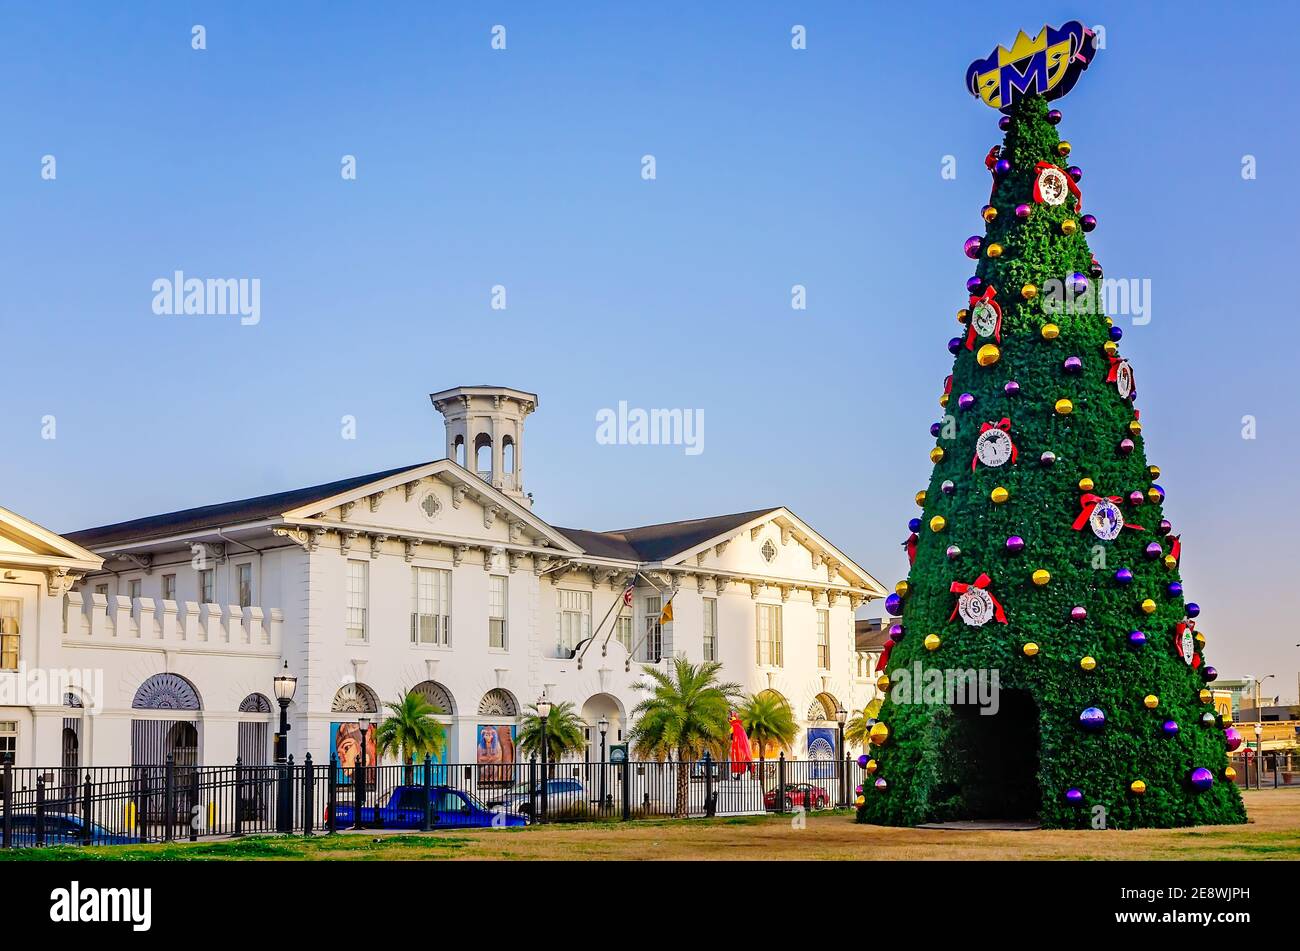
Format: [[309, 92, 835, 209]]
[[1223, 727, 1242, 752], [1079, 707, 1106, 731], [1114, 568, 1134, 585], [966, 276, 984, 295], [1128, 630, 1147, 647], [1144, 541, 1163, 558], [930, 421, 942, 437], [1167, 581, 1183, 598], [948, 337, 963, 354], [1069, 272, 1089, 295], [1063, 356, 1082, 374], [908, 517, 922, 533], [855, 784, 863, 795], [1004, 380, 1020, 396], [945, 545, 961, 560], [888, 624, 904, 642], [1186, 602, 1200, 618], [1189, 767, 1214, 792], [1005, 535, 1025, 553], [1108, 325, 1123, 342], [1130, 490, 1147, 506], [957, 393, 975, 411], [964, 235, 983, 259], [1157, 519, 1173, 536], [994, 158, 1012, 177], [874, 778, 888, 790], [1070, 606, 1087, 622], [1047, 109, 1063, 125], [857, 753, 870, 768], [1040, 450, 1057, 467], [1161, 720, 1180, 737], [1118, 438, 1135, 456], [884, 593, 902, 616], [1067, 166, 1082, 182], [1202, 665, 1218, 683], [941, 480, 956, 496], [1014, 203, 1031, 219], [1080, 214, 1097, 232], [1089, 260, 1104, 279], [1064, 787, 1083, 804], [998, 116, 1012, 131]]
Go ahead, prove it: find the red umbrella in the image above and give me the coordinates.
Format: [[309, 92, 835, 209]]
[[729, 712, 753, 776]]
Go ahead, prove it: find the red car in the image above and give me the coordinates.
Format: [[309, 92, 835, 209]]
[[765, 783, 831, 811]]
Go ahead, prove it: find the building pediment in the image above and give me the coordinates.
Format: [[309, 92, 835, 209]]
[[0, 506, 103, 591]]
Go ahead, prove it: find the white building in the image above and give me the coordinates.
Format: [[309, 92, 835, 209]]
[[4, 386, 885, 774]]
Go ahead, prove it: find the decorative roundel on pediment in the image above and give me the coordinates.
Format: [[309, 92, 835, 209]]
[[413, 680, 456, 716], [761, 539, 778, 563], [331, 682, 379, 714], [132, 673, 201, 711], [478, 688, 519, 717], [418, 491, 442, 523], [239, 693, 272, 713]]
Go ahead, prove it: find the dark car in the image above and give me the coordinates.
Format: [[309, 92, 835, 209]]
[[764, 783, 831, 811], [326, 785, 527, 829], [4, 812, 139, 847]]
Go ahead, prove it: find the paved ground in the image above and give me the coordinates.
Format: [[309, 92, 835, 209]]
[[4, 788, 1296, 861]]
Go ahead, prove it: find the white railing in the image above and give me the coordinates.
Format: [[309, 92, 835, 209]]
[[62, 591, 282, 648]]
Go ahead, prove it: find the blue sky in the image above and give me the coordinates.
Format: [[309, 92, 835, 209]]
[[2, 2, 1297, 687]]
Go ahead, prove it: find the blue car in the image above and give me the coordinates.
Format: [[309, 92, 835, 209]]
[[327, 785, 527, 829], [4, 812, 139, 847]]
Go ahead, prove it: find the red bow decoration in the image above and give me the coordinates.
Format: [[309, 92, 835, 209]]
[[1072, 493, 1145, 532], [984, 146, 1000, 172], [876, 638, 895, 673], [1032, 161, 1083, 210], [943, 374, 953, 397], [948, 573, 1008, 624], [1174, 620, 1202, 669], [964, 286, 1002, 350], [902, 532, 918, 566], [971, 418, 1017, 471], [1169, 534, 1182, 565], [1106, 355, 1136, 395]]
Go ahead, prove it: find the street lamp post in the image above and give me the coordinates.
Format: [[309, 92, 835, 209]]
[[598, 715, 609, 807], [355, 714, 371, 830], [537, 697, 552, 822], [272, 662, 298, 832], [1254, 722, 1264, 791], [835, 708, 848, 808]]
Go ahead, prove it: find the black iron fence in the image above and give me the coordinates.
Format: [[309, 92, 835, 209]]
[[1228, 750, 1300, 789], [0, 753, 865, 849]]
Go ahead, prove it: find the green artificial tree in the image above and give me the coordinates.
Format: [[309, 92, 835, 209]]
[[859, 58, 1245, 829]]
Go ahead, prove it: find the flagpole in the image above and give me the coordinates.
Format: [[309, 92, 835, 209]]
[[575, 573, 635, 668]]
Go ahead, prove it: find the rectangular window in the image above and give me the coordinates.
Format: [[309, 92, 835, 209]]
[[199, 570, 215, 605], [557, 589, 592, 656], [703, 598, 718, 662], [642, 596, 663, 662], [346, 560, 368, 641], [615, 615, 633, 654], [755, 604, 783, 667], [0, 600, 20, 671], [236, 563, 253, 609], [817, 609, 830, 669], [488, 576, 507, 649], [411, 567, 452, 646], [0, 721, 15, 766], [161, 574, 177, 602], [127, 579, 142, 600]]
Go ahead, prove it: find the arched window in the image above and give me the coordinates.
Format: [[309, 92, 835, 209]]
[[412, 681, 456, 716], [806, 692, 840, 723], [502, 436, 515, 474], [474, 433, 493, 478], [453, 435, 466, 467], [477, 688, 518, 717], [132, 673, 202, 711], [331, 682, 379, 714], [239, 693, 273, 713]]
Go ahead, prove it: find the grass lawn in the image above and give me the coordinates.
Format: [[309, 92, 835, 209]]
[[3, 788, 1296, 861]]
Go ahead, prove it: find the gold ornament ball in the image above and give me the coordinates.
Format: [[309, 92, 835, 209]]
[[1224, 766, 1237, 781], [976, 343, 1001, 367], [982, 206, 998, 222], [1032, 569, 1051, 586], [1021, 283, 1038, 300], [957, 308, 969, 324], [1103, 340, 1119, 355], [990, 486, 1009, 504], [854, 795, 866, 807], [930, 447, 945, 463], [938, 393, 949, 407], [1144, 694, 1159, 709], [1141, 598, 1157, 615], [924, 633, 941, 651], [1078, 477, 1095, 492], [929, 515, 946, 533], [986, 242, 1004, 258], [1022, 642, 1039, 657], [876, 674, 891, 692], [1195, 632, 1206, 646], [1057, 141, 1072, 157], [1130, 780, 1147, 795], [1198, 689, 1213, 704], [866, 758, 878, 774], [869, 722, 890, 746], [1163, 554, 1178, 570], [1105, 316, 1114, 327], [1054, 398, 1074, 415], [1149, 465, 1161, 479], [1061, 219, 1078, 235], [1146, 487, 1162, 503], [915, 490, 927, 507], [1080, 655, 1096, 671], [895, 580, 910, 597], [1041, 323, 1061, 340]]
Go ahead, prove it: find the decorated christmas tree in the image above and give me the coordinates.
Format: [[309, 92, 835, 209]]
[[858, 22, 1246, 829]]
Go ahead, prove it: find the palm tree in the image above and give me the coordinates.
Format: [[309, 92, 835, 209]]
[[736, 691, 797, 788], [627, 657, 741, 817], [845, 699, 883, 752], [517, 700, 587, 772], [375, 691, 447, 784]]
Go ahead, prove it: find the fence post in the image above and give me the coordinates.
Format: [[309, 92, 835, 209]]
[[352, 752, 363, 830], [621, 759, 631, 821], [135, 767, 148, 842], [233, 757, 243, 837], [842, 755, 850, 809], [35, 775, 46, 846], [82, 772, 93, 845], [328, 756, 338, 834], [163, 754, 175, 842], [528, 755, 538, 822], [3, 761, 13, 848], [421, 754, 432, 832], [303, 753, 315, 837], [778, 753, 787, 813], [189, 768, 200, 842], [276, 754, 292, 833], [704, 754, 714, 818]]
